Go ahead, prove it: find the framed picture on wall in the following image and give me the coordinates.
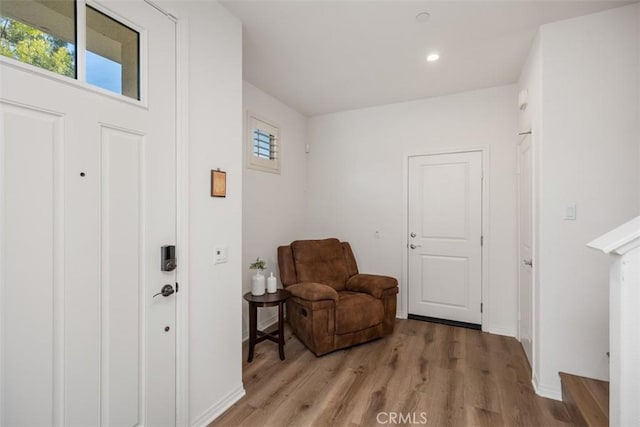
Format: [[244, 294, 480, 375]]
[[211, 169, 226, 197]]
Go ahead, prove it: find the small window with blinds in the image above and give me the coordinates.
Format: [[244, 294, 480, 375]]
[[247, 113, 280, 174], [253, 128, 276, 160]]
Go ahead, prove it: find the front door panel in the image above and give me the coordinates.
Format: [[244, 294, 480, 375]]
[[0, 1, 177, 425]]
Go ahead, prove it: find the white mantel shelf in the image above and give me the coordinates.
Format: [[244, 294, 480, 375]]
[[587, 216, 640, 427], [588, 216, 640, 256]]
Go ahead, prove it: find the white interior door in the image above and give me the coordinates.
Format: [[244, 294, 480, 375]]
[[408, 152, 483, 325], [0, 2, 177, 426], [518, 135, 533, 365]]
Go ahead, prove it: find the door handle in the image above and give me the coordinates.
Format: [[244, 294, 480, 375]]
[[153, 284, 175, 298], [409, 244, 422, 249], [523, 259, 533, 267]]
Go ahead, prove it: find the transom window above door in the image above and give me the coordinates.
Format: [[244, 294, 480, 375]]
[[0, 0, 140, 100]]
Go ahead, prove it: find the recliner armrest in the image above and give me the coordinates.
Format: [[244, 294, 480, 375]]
[[287, 282, 339, 303], [346, 274, 398, 299]]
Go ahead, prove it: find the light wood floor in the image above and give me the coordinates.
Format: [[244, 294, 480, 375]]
[[211, 319, 573, 427]]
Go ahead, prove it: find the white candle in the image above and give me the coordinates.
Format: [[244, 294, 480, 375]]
[[267, 272, 277, 293]]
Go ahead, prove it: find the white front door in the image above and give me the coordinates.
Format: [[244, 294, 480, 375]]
[[408, 152, 483, 325], [518, 135, 533, 365], [0, 2, 177, 425]]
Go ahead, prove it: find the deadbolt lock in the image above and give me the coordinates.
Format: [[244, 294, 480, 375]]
[[161, 245, 176, 271]]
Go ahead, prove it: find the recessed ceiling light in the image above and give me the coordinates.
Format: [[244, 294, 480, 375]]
[[426, 53, 440, 62], [415, 12, 430, 23]]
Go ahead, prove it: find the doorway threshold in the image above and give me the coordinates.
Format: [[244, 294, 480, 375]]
[[408, 314, 481, 330]]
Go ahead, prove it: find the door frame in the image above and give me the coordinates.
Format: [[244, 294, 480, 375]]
[[114, 2, 191, 423], [122, 3, 190, 424], [170, 5, 190, 427], [516, 134, 532, 343], [401, 147, 489, 332], [516, 131, 538, 382]]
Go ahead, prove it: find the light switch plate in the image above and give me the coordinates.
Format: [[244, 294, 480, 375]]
[[564, 203, 577, 220], [214, 247, 228, 264]]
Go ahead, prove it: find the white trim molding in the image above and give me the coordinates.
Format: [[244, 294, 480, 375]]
[[174, 11, 190, 427], [532, 375, 562, 401], [190, 385, 246, 427], [144, 1, 190, 425], [588, 216, 640, 426]]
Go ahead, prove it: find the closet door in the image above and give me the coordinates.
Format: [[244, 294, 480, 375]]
[[408, 151, 483, 325]]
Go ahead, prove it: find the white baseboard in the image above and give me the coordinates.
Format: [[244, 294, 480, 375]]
[[487, 326, 517, 338], [532, 374, 562, 401], [241, 313, 278, 342], [191, 384, 246, 427]]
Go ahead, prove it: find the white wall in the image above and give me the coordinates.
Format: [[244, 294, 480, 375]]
[[165, 1, 244, 425], [530, 4, 640, 399], [306, 85, 519, 336], [242, 81, 309, 337]]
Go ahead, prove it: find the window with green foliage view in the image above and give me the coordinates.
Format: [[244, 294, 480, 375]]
[[0, 1, 76, 78], [1, 1, 140, 100]]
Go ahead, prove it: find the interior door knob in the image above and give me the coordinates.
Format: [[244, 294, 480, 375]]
[[153, 284, 175, 298], [409, 244, 422, 249]]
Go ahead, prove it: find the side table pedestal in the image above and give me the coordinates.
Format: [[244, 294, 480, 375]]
[[243, 289, 290, 362]]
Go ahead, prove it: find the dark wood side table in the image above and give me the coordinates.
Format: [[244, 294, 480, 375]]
[[243, 289, 290, 362]]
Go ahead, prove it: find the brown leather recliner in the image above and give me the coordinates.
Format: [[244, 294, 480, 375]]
[[277, 238, 398, 356]]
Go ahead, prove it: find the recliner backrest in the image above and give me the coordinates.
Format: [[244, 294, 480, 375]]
[[277, 238, 359, 291], [291, 238, 348, 291]]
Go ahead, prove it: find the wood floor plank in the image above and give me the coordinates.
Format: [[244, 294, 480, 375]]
[[466, 405, 505, 427], [210, 319, 574, 427], [560, 372, 609, 427]]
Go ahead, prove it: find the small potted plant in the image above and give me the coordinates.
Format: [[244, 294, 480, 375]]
[[250, 257, 267, 296]]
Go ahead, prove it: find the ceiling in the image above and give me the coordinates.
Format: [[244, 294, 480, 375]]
[[222, 0, 634, 116]]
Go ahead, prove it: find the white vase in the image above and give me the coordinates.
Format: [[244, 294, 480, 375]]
[[251, 272, 266, 296]]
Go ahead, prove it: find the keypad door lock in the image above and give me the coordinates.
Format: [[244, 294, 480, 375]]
[[161, 245, 176, 271]]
